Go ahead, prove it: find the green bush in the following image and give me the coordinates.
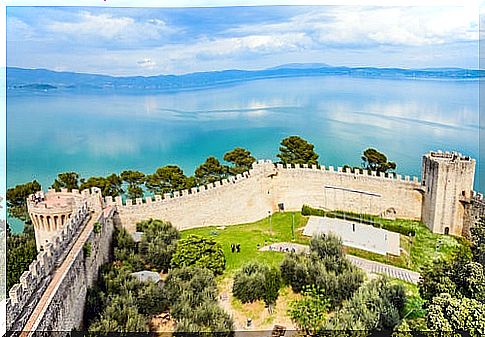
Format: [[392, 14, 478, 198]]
[[93, 221, 102, 234], [83, 242, 92, 258], [280, 235, 364, 308], [171, 235, 225, 275], [232, 262, 282, 306]]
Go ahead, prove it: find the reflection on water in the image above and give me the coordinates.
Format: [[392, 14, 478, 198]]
[[7, 76, 480, 230]]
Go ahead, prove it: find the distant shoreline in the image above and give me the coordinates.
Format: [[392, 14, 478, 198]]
[[7, 66, 483, 93]]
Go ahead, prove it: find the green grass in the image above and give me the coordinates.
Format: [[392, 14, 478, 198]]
[[181, 212, 308, 276], [181, 211, 465, 275]]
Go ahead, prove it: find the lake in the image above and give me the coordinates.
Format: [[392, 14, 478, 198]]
[[7, 76, 480, 232]]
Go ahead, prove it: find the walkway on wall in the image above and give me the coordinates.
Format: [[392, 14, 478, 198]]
[[20, 212, 99, 337], [259, 242, 421, 284]]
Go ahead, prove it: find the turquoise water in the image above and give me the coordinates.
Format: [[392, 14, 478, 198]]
[[7, 76, 480, 231]]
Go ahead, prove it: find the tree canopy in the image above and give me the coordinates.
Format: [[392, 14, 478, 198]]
[[145, 165, 192, 195], [277, 136, 319, 165], [51, 172, 80, 191], [80, 173, 123, 197], [120, 170, 145, 199], [361, 148, 396, 173], [232, 262, 282, 307], [6, 180, 41, 221], [138, 219, 180, 272], [223, 147, 256, 175], [194, 156, 227, 185], [171, 235, 226, 275]]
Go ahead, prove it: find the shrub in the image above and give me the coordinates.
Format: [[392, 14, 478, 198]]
[[232, 262, 282, 306], [93, 221, 102, 234], [83, 242, 92, 258], [171, 235, 225, 275]]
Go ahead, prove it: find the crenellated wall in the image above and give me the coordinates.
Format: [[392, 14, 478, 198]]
[[7, 199, 90, 332], [30, 207, 115, 332], [7, 187, 113, 335], [114, 160, 424, 232]]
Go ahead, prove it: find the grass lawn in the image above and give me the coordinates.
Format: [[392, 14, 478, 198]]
[[181, 211, 465, 276], [181, 212, 308, 276]]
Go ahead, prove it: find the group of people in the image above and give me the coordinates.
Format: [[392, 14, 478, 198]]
[[230, 243, 241, 253], [268, 245, 296, 253], [31, 192, 45, 204]]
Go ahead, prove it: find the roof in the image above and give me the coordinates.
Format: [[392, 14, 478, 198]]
[[130, 270, 161, 283]]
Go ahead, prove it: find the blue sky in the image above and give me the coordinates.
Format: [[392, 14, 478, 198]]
[[6, 5, 479, 75]]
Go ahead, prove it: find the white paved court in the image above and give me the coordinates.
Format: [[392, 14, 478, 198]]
[[303, 216, 400, 256]]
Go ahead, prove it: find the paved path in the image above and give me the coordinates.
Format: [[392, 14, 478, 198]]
[[259, 242, 420, 284], [21, 212, 98, 337]]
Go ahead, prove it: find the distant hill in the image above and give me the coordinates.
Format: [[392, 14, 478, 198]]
[[7, 65, 484, 92]]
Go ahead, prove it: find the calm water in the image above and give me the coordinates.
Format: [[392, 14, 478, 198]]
[[7, 76, 481, 231]]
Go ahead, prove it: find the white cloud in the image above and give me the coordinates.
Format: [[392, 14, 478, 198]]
[[228, 6, 478, 47], [46, 11, 175, 43]]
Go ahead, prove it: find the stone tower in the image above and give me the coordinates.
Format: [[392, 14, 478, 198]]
[[421, 151, 476, 235], [28, 187, 103, 250]]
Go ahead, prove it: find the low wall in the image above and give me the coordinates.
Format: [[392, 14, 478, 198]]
[[115, 161, 424, 232]]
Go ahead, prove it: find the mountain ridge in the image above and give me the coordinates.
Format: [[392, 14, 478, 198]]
[[7, 65, 483, 92]]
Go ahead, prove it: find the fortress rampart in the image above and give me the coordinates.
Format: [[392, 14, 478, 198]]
[[115, 159, 424, 233], [7, 197, 90, 332], [7, 188, 113, 334]]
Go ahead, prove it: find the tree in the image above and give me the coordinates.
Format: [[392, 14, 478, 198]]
[[310, 233, 345, 259], [51, 172, 80, 191], [164, 267, 234, 336], [277, 136, 319, 165], [223, 147, 256, 175], [361, 148, 396, 173], [6, 180, 41, 221], [232, 262, 282, 308], [120, 170, 145, 199], [471, 216, 485, 267], [138, 219, 180, 272], [171, 235, 225, 275], [88, 294, 149, 333], [7, 230, 37, 291], [80, 174, 123, 197], [280, 235, 363, 308], [324, 276, 406, 331], [194, 156, 227, 185], [135, 281, 168, 316], [418, 254, 484, 303], [426, 293, 485, 337], [145, 165, 189, 195], [288, 285, 329, 335]]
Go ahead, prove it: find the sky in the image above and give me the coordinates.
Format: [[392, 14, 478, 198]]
[[6, 5, 480, 76]]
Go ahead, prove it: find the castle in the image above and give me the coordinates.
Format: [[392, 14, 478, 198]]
[[7, 150, 484, 334]]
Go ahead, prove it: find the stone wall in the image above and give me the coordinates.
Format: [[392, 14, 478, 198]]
[[6, 200, 89, 332], [31, 207, 115, 332], [115, 160, 423, 232], [463, 192, 485, 238]]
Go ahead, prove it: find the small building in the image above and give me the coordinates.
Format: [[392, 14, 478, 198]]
[[130, 270, 162, 284]]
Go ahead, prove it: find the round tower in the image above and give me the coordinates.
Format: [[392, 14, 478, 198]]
[[27, 189, 86, 250], [421, 151, 476, 235]]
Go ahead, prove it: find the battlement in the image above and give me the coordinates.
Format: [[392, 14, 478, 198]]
[[426, 150, 474, 163], [6, 199, 90, 331], [110, 160, 420, 209]]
